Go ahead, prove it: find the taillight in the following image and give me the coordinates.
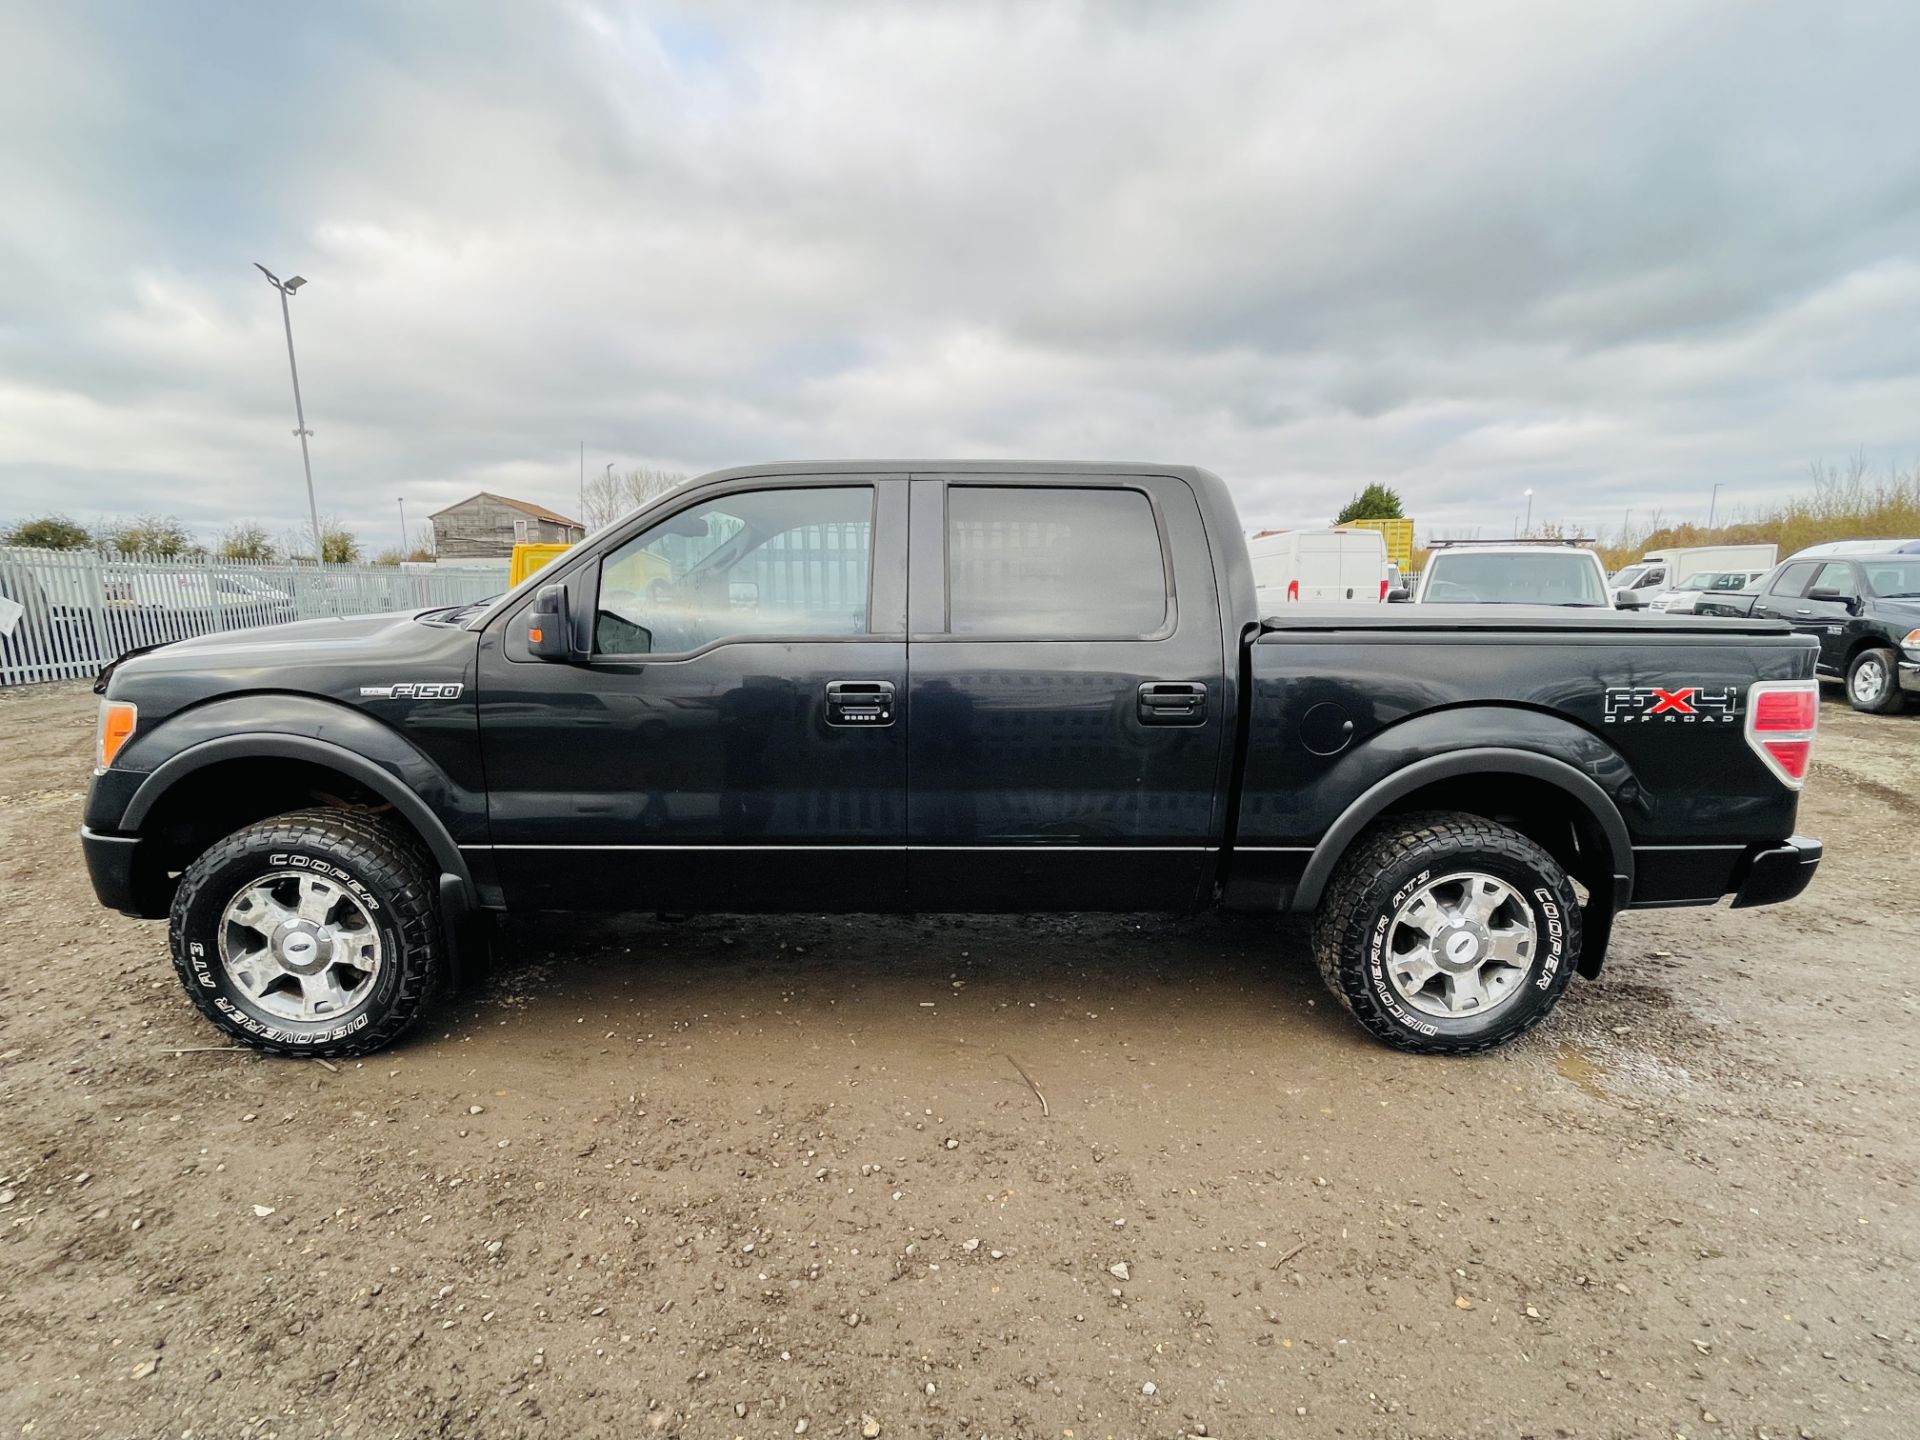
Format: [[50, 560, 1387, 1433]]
[[1379, 578, 1389, 601], [97, 700, 137, 769], [1745, 679, 1818, 788], [1287, 580, 1300, 602]]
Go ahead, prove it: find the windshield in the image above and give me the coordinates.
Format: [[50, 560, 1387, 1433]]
[[1610, 564, 1650, 588], [1863, 560, 1920, 599], [1424, 552, 1609, 606]]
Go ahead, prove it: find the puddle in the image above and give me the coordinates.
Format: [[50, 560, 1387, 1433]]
[[1555, 1043, 1612, 1101]]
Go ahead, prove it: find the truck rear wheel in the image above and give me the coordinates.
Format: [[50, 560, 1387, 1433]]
[[1311, 812, 1581, 1055], [168, 809, 442, 1057]]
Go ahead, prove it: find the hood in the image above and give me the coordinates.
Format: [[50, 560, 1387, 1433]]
[[138, 609, 429, 660], [102, 610, 479, 730]]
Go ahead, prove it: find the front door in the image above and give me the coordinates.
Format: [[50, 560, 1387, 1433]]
[[1801, 561, 1862, 675], [476, 477, 909, 911], [902, 472, 1229, 911]]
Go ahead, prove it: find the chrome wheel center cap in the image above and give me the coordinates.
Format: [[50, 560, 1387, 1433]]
[[273, 922, 333, 975], [1439, 926, 1486, 970]]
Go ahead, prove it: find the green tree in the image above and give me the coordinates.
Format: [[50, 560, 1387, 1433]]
[[218, 522, 276, 562], [4, 514, 92, 550], [320, 525, 360, 565], [1335, 483, 1404, 524]]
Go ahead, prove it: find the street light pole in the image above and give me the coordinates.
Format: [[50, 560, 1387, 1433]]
[[398, 497, 409, 556], [1708, 482, 1725, 529], [1523, 488, 1535, 536], [254, 263, 324, 566]]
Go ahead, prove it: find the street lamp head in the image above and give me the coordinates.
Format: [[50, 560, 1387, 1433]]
[[284, 276, 307, 292], [252, 261, 280, 286], [1524, 488, 1535, 498]]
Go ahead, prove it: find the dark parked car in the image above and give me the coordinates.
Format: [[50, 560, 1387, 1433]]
[[82, 462, 1824, 1060], [1719, 553, 1920, 712]]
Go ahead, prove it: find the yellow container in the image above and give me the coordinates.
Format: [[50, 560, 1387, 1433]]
[[1347, 517, 1415, 567], [509, 543, 573, 586]]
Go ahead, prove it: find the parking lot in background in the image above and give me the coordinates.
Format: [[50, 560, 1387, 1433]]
[[1, 679, 1914, 1439]]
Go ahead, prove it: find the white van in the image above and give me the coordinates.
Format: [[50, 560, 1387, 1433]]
[[1249, 527, 1391, 608], [1611, 544, 1778, 605]]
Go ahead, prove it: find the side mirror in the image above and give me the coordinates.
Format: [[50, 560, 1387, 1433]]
[[1807, 586, 1848, 603], [525, 583, 573, 660], [1613, 588, 1644, 609], [1386, 586, 1410, 603]]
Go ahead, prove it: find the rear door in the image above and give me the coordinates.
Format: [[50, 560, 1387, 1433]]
[[1749, 560, 1818, 623], [1298, 533, 1344, 600], [903, 471, 1229, 911]]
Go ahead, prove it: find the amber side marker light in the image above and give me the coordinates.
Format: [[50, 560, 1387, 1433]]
[[97, 700, 137, 769], [528, 627, 544, 644]]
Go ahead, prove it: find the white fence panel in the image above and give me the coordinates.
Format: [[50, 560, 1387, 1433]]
[[0, 547, 503, 688]]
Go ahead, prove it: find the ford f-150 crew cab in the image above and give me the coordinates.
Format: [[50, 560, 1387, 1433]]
[[80, 462, 1825, 1058]]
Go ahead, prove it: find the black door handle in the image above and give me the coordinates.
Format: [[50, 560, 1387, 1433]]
[[825, 679, 894, 727], [1138, 681, 1207, 726]]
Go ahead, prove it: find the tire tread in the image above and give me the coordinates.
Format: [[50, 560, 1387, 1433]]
[[1310, 811, 1582, 1056], [167, 808, 441, 1058]]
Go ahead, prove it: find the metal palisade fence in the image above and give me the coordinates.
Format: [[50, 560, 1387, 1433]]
[[0, 547, 504, 687]]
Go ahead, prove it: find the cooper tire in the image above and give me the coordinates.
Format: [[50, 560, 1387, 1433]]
[[1311, 811, 1581, 1056], [1846, 647, 1902, 714], [168, 808, 442, 1057]]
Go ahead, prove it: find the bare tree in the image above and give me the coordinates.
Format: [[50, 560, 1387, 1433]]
[[581, 466, 687, 530]]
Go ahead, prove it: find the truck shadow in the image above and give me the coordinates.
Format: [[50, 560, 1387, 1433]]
[[461, 908, 1370, 1053]]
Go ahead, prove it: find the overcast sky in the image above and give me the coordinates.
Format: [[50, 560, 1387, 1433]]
[[3, 0, 1918, 549]]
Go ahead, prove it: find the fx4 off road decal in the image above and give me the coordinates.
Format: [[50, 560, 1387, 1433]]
[[358, 681, 464, 700], [1602, 684, 1739, 725]]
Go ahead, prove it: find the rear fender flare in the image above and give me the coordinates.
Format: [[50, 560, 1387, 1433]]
[[1293, 746, 1635, 913]]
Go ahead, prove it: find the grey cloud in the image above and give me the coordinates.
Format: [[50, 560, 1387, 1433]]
[[1, 0, 1917, 546]]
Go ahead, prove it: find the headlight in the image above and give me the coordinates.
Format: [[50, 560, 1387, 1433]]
[[97, 700, 137, 769], [1902, 628, 1920, 650]]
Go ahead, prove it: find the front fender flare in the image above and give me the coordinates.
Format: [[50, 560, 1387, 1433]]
[[121, 732, 475, 894], [1292, 746, 1635, 913]]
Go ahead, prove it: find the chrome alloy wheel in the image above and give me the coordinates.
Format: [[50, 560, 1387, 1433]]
[[218, 872, 383, 1024], [1384, 871, 1537, 1019], [1852, 655, 1888, 705]]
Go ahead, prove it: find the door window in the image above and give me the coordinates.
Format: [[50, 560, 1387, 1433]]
[[1767, 561, 1817, 597], [594, 487, 872, 655], [1810, 562, 1858, 599], [945, 486, 1168, 637]]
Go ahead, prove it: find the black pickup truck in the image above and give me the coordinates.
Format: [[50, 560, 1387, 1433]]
[[1696, 552, 1920, 712], [81, 462, 1824, 1058]]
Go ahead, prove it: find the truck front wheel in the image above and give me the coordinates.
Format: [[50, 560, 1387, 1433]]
[[1311, 812, 1582, 1055], [1846, 647, 1903, 714], [168, 809, 443, 1057]]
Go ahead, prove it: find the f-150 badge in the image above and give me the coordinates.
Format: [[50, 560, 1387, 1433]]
[[358, 682, 464, 700], [1602, 685, 1738, 724]]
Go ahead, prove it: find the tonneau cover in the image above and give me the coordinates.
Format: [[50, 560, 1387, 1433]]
[[1255, 604, 1795, 637]]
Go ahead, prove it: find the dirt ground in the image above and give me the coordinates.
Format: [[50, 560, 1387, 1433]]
[[0, 681, 1915, 1440]]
